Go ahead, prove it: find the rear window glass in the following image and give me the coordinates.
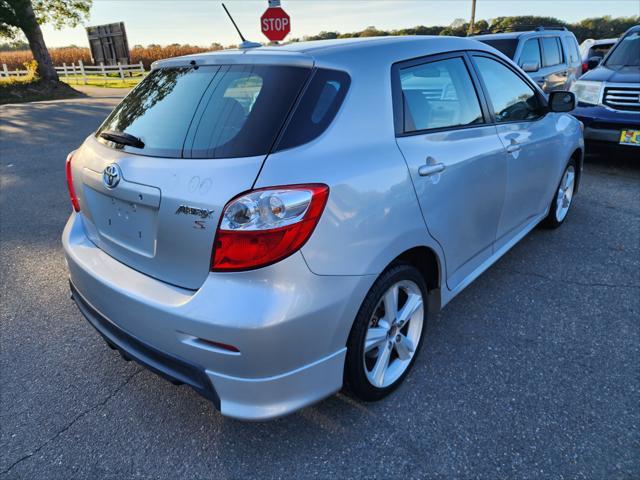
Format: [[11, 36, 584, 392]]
[[275, 68, 350, 151], [97, 65, 311, 158], [541, 37, 563, 66], [588, 44, 613, 59], [478, 39, 518, 59]]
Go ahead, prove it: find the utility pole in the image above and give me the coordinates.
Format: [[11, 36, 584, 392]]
[[468, 0, 477, 35]]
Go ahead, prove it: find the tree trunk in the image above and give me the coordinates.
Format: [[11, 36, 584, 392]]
[[20, 0, 58, 81]]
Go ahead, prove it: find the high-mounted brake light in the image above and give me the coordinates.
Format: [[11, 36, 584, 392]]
[[65, 151, 80, 212], [211, 184, 329, 271]]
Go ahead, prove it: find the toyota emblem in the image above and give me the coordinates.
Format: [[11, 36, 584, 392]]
[[102, 163, 121, 189]]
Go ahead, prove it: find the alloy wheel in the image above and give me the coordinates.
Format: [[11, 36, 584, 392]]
[[555, 165, 575, 222], [363, 280, 424, 388]]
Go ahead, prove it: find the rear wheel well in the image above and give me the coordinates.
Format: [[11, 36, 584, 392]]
[[392, 246, 440, 292]]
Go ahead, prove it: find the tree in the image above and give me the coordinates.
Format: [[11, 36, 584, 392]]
[[0, 0, 91, 81]]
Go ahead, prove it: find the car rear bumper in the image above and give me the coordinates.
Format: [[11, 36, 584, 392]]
[[63, 213, 374, 420]]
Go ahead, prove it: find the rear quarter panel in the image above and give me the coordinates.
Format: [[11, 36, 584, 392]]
[[254, 53, 443, 277]]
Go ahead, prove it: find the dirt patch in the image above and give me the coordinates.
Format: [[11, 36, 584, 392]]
[[0, 80, 85, 105]]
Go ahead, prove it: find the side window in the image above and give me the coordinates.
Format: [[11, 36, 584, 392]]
[[541, 37, 563, 66], [473, 56, 543, 123], [569, 38, 581, 64], [399, 57, 483, 133], [519, 39, 541, 67], [275, 68, 350, 151]]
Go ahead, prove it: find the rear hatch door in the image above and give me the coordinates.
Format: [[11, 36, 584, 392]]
[[72, 60, 312, 289]]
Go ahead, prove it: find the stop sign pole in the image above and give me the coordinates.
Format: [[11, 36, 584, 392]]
[[261, 1, 291, 42]]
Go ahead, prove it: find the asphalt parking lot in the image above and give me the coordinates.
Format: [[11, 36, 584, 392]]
[[1, 93, 638, 479]]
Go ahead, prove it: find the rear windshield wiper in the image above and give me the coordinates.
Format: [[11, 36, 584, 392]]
[[99, 130, 145, 149]]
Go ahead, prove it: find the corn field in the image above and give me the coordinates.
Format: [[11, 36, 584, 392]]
[[0, 45, 221, 71]]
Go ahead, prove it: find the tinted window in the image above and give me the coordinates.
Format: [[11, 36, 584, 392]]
[[519, 39, 541, 67], [98, 65, 311, 158], [567, 37, 581, 64], [276, 68, 350, 151], [588, 44, 613, 59], [479, 39, 518, 59], [541, 37, 563, 66], [474, 56, 542, 123], [399, 57, 483, 132], [188, 65, 309, 158], [98, 67, 216, 157], [605, 31, 640, 67]]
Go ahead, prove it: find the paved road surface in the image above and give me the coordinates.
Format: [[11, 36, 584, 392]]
[[1, 92, 638, 479]]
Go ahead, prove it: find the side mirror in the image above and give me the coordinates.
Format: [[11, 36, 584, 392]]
[[549, 91, 575, 112], [521, 62, 540, 73], [587, 56, 601, 70]]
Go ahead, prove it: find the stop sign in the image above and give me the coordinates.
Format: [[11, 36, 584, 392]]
[[261, 7, 291, 42]]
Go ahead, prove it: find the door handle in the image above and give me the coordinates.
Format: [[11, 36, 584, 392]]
[[506, 144, 521, 153], [418, 162, 446, 177]]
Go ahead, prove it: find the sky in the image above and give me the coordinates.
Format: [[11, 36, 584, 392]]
[[39, 0, 640, 47]]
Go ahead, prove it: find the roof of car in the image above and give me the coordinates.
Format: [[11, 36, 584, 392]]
[[471, 32, 527, 41], [472, 29, 574, 41], [581, 38, 618, 46], [152, 36, 498, 70]]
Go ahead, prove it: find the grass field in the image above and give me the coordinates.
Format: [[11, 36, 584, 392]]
[[60, 74, 144, 89]]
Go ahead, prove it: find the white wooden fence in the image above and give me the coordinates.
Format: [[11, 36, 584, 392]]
[[1, 60, 147, 83]]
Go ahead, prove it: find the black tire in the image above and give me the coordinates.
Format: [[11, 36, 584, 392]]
[[540, 157, 578, 229], [344, 263, 428, 402]]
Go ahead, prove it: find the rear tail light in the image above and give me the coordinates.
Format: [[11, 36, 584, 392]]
[[581, 61, 588, 74], [211, 184, 329, 271], [65, 151, 80, 212]]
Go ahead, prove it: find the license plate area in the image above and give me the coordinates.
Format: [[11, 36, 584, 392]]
[[619, 129, 640, 146], [87, 189, 158, 256]]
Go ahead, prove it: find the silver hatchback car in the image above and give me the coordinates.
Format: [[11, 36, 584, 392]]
[[63, 36, 584, 420]]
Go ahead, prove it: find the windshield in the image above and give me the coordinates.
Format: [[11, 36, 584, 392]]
[[97, 65, 311, 158], [605, 31, 640, 67], [478, 39, 518, 59]]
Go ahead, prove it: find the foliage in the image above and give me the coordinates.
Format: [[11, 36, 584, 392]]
[[0, 0, 91, 38], [0, 45, 87, 68], [0, 44, 222, 69], [101, 69, 188, 132], [130, 44, 221, 69], [0, 15, 636, 72], [297, 15, 639, 43], [0, 39, 28, 50], [0, 57, 35, 84]]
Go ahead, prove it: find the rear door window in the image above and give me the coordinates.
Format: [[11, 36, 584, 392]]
[[541, 37, 563, 66], [97, 65, 311, 158], [519, 39, 541, 67], [399, 57, 483, 132]]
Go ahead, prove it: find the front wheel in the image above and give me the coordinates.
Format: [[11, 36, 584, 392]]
[[344, 264, 427, 401], [541, 159, 577, 229]]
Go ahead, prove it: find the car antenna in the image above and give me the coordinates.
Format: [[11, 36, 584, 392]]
[[221, 3, 262, 49]]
